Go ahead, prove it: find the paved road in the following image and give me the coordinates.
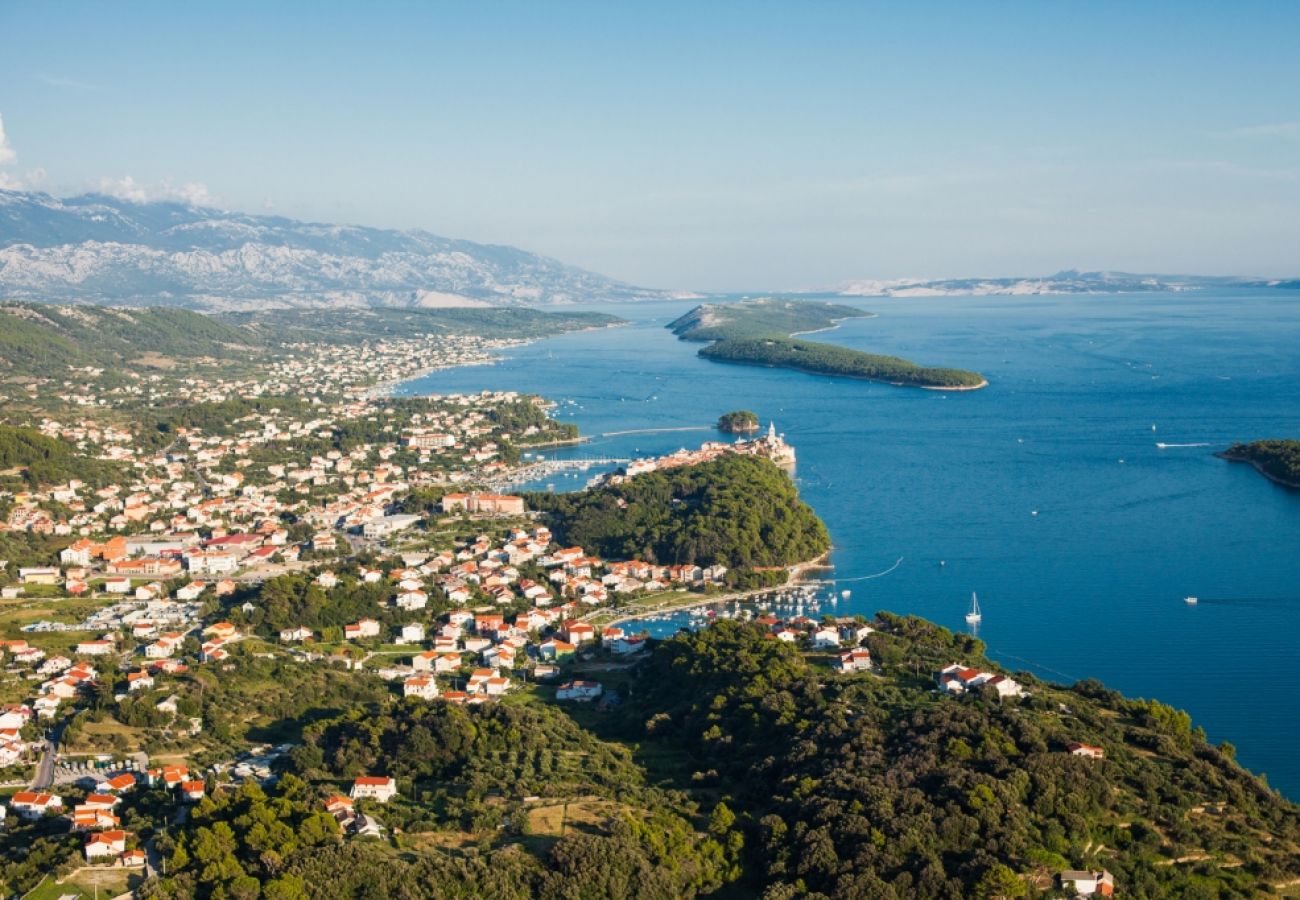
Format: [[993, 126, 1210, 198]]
[[28, 720, 68, 789]]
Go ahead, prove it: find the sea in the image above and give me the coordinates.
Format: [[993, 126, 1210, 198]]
[[399, 290, 1300, 799]]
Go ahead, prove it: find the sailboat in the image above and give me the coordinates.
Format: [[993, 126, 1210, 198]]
[[965, 592, 982, 625]]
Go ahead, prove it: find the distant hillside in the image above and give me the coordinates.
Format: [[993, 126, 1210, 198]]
[[0, 189, 665, 309], [0, 303, 622, 379], [0, 303, 260, 377], [224, 306, 622, 345], [837, 269, 1300, 298]]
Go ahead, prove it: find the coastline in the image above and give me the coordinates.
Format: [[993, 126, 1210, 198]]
[[382, 320, 628, 399], [786, 311, 878, 338], [700, 354, 989, 392], [1216, 451, 1300, 490], [584, 554, 833, 628]]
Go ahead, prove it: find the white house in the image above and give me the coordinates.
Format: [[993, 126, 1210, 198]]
[[395, 590, 428, 611], [811, 627, 841, 649], [350, 776, 397, 803], [1059, 869, 1115, 897], [84, 829, 128, 861], [556, 680, 603, 702], [344, 619, 381, 640], [403, 675, 439, 700], [279, 627, 314, 643], [10, 791, 64, 820], [76, 640, 115, 656]]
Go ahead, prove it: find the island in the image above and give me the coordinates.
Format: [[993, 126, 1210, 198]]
[[717, 409, 760, 433], [1218, 439, 1300, 488], [668, 298, 987, 390]]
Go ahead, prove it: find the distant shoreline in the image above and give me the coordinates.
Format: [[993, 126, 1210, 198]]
[[1216, 451, 1300, 490]]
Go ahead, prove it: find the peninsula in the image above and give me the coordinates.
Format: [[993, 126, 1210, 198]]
[[668, 298, 987, 390], [1218, 439, 1300, 489]]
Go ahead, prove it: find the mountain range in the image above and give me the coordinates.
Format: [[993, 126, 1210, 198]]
[[836, 269, 1300, 297], [2, 189, 1296, 310], [0, 189, 667, 310]]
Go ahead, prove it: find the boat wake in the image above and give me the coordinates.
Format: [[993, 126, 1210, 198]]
[[1155, 442, 1212, 449], [601, 426, 712, 437], [833, 557, 905, 583]]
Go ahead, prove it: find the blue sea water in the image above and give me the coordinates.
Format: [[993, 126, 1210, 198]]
[[401, 291, 1300, 798]]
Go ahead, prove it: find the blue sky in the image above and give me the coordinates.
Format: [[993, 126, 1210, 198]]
[[1, 1, 1298, 289]]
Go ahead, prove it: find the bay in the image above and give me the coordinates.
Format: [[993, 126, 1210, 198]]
[[400, 291, 1300, 798]]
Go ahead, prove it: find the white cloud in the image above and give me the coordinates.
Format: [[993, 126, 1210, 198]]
[[37, 74, 105, 93], [1214, 122, 1300, 140], [97, 175, 219, 207], [0, 114, 17, 166]]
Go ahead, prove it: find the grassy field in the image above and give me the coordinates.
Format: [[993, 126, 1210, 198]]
[[66, 715, 147, 753], [23, 867, 144, 900]]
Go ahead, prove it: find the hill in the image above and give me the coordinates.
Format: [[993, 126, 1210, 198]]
[[0, 189, 665, 309], [224, 306, 621, 345], [527, 454, 830, 580], [0, 302, 622, 380], [668, 298, 870, 341], [0, 302, 260, 377], [616, 617, 1300, 897]]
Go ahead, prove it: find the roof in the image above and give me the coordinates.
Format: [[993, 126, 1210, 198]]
[[354, 776, 394, 786]]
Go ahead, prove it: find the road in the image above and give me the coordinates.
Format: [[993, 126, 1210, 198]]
[[28, 720, 68, 789]]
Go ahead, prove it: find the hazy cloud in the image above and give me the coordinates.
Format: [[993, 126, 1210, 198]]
[[0, 114, 16, 166], [1214, 122, 1300, 140], [37, 73, 106, 92], [97, 175, 218, 206]]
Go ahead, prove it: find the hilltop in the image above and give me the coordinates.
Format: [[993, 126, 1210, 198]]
[[0, 189, 666, 309], [668, 298, 870, 341]]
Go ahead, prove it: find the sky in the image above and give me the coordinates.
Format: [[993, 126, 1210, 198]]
[[1, 1, 1299, 290]]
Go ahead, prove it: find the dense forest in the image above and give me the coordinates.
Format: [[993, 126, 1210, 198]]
[[144, 702, 741, 900], [702, 338, 987, 389], [614, 618, 1300, 898], [1220, 439, 1300, 487], [667, 299, 986, 390], [527, 454, 830, 573], [716, 410, 760, 433], [0, 422, 122, 489], [135, 617, 1300, 899]]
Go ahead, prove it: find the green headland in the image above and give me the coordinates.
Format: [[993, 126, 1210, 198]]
[[667, 298, 987, 390]]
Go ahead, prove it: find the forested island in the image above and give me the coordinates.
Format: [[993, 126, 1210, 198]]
[[716, 410, 760, 433], [668, 298, 987, 390], [1219, 439, 1300, 489]]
